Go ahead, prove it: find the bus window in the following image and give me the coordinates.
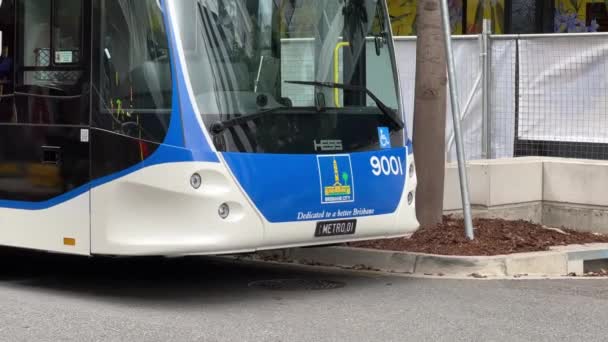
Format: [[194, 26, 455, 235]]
[[94, 0, 172, 143], [14, 0, 88, 125], [19, 0, 83, 87], [21, 0, 51, 68], [53, 0, 82, 65], [0, 0, 15, 123], [174, 0, 404, 154]]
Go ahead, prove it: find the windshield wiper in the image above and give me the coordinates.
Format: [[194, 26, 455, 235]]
[[285, 81, 404, 130], [210, 106, 288, 135], [211, 81, 404, 135]]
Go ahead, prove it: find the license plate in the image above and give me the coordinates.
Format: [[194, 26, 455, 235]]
[[315, 219, 357, 237]]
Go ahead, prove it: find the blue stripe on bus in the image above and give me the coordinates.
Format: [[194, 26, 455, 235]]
[[163, 0, 218, 162]]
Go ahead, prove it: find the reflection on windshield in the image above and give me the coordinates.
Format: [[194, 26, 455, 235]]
[[171, 0, 403, 154], [173, 0, 398, 115]]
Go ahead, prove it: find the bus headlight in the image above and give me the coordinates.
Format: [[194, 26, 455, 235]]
[[190, 173, 202, 189], [409, 162, 415, 178], [408, 192, 415, 206], [218, 203, 230, 219]]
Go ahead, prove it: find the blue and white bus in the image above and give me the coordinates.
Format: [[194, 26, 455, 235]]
[[0, 0, 418, 256]]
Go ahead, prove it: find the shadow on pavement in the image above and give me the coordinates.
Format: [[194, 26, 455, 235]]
[[0, 247, 381, 307]]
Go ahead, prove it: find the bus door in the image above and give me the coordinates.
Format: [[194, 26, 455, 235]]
[[0, 0, 92, 254]]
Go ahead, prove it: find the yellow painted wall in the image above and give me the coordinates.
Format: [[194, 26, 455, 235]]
[[387, 0, 463, 35], [387, 0, 417, 35], [466, 0, 505, 34]]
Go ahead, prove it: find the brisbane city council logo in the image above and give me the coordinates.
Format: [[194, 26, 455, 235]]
[[316, 155, 355, 204]]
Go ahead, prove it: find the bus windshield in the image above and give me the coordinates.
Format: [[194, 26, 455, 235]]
[[172, 0, 404, 154]]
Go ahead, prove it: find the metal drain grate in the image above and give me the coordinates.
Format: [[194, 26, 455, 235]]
[[248, 279, 346, 291]]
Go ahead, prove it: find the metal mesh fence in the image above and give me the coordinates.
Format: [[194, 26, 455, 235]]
[[281, 39, 316, 107], [394, 36, 484, 162], [446, 38, 482, 161], [395, 32, 608, 162], [489, 38, 516, 159], [515, 34, 608, 160]]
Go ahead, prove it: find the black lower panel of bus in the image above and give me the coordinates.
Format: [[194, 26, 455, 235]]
[[0, 125, 161, 203], [0, 125, 89, 202]]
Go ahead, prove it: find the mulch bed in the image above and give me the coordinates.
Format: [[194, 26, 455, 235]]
[[349, 216, 608, 256]]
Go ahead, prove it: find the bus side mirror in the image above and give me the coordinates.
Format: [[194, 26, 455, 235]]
[[374, 34, 385, 56]]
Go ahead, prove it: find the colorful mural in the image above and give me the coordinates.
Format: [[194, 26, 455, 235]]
[[387, 0, 463, 35], [276, 0, 608, 37], [466, 0, 505, 34], [385, 0, 608, 36], [554, 0, 607, 32]]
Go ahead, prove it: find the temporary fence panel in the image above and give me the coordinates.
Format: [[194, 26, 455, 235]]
[[398, 33, 608, 162], [395, 37, 483, 162], [489, 37, 517, 159], [444, 37, 483, 162], [282, 38, 403, 111], [393, 38, 417, 137], [517, 34, 608, 159], [281, 39, 316, 107]]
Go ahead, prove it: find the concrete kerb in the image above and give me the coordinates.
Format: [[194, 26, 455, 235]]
[[257, 243, 608, 278], [443, 157, 608, 234]]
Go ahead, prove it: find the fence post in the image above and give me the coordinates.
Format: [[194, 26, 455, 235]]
[[439, 0, 475, 240], [481, 19, 492, 159]]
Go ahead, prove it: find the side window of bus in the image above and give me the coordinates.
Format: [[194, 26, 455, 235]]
[[0, 0, 15, 124], [21, 0, 83, 84], [95, 0, 172, 143], [11, 0, 89, 125]]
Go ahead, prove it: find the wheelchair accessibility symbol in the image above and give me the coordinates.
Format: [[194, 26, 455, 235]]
[[378, 127, 391, 149]]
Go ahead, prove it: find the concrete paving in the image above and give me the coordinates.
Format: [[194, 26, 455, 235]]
[[0, 249, 607, 341]]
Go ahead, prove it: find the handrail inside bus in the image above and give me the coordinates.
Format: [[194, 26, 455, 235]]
[[14, 92, 83, 100], [333, 42, 350, 108]]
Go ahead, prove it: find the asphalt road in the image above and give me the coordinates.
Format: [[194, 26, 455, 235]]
[[0, 249, 606, 342]]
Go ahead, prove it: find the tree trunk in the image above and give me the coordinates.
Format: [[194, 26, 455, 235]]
[[412, 0, 447, 227]]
